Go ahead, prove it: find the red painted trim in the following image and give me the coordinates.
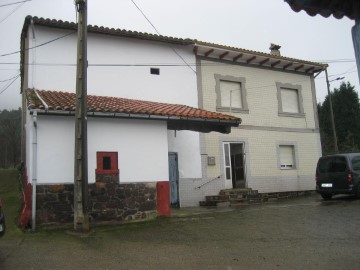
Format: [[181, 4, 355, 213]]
[[18, 169, 32, 228], [156, 181, 171, 216], [96, 152, 119, 175]]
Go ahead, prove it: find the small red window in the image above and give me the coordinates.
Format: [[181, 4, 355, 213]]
[[96, 152, 119, 175]]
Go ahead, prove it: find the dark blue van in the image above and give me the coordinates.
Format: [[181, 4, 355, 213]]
[[316, 153, 360, 200]]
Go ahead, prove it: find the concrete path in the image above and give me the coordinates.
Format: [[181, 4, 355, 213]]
[[0, 194, 359, 270]]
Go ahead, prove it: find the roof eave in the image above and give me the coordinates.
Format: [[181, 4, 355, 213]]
[[30, 109, 240, 134], [193, 42, 327, 74]]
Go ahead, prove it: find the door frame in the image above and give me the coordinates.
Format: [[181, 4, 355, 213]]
[[222, 141, 247, 189], [168, 152, 180, 207]]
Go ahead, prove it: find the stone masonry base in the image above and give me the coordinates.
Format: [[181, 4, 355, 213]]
[[36, 175, 157, 225]]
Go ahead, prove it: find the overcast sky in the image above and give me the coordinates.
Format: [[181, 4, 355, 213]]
[[0, 0, 358, 110]]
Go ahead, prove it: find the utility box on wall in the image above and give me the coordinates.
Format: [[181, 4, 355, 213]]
[[208, 156, 216, 165]]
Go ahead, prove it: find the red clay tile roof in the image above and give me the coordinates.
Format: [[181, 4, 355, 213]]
[[26, 89, 241, 123]]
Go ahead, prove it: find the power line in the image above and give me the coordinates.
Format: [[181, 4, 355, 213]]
[[0, 0, 31, 8], [130, 0, 196, 74], [0, 74, 20, 96], [0, 2, 25, 24], [0, 31, 76, 58], [0, 73, 20, 82]]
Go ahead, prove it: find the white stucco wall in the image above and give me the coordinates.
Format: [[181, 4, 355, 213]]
[[167, 130, 202, 178], [27, 26, 197, 107], [25, 25, 202, 182], [32, 115, 169, 184]]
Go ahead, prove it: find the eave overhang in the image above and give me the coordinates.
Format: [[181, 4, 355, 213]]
[[193, 42, 327, 75], [29, 109, 240, 134]]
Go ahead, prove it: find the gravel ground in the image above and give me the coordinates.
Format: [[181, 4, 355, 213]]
[[0, 194, 359, 270]]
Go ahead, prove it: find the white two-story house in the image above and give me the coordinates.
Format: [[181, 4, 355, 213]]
[[19, 16, 326, 226]]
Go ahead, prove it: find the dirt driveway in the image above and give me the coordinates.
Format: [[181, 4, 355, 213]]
[[0, 194, 359, 270]]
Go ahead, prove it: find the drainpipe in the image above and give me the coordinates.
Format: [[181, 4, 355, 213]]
[[31, 110, 37, 231]]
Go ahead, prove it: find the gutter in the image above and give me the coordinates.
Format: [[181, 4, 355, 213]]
[[31, 110, 38, 231], [29, 109, 241, 126]]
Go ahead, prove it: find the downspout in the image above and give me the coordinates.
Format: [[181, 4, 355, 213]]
[[31, 110, 37, 231]]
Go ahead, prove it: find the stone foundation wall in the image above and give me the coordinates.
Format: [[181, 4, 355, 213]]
[[36, 176, 157, 225]]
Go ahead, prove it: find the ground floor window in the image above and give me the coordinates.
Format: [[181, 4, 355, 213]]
[[278, 145, 296, 170], [96, 152, 119, 174]]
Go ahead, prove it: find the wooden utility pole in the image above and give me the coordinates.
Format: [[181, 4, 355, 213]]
[[325, 68, 339, 153], [74, 0, 89, 231]]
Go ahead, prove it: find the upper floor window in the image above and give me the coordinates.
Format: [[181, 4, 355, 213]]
[[276, 82, 305, 117], [214, 74, 249, 114]]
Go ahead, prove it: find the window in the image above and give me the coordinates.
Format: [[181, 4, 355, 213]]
[[319, 157, 347, 173], [352, 156, 360, 171], [214, 74, 248, 113], [276, 82, 304, 117], [150, 68, 160, 75], [96, 152, 119, 175], [278, 144, 297, 170]]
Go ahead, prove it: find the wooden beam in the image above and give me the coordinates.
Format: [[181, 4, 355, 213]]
[[259, 58, 270, 66], [204, 49, 214, 57], [233, 53, 243, 62], [305, 66, 315, 73], [283, 62, 293, 70], [219, 51, 229, 59], [193, 46, 198, 55], [246, 56, 256, 64], [271, 60, 281, 67], [294, 64, 304, 71]]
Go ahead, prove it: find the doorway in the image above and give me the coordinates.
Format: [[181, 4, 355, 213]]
[[223, 142, 246, 189], [168, 152, 179, 207]]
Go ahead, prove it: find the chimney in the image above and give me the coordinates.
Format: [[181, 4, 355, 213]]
[[270, 43, 281, 56]]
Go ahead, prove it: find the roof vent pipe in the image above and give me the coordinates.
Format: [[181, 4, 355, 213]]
[[270, 43, 281, 56]]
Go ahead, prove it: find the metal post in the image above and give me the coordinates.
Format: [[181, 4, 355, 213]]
[[325, 68, 339, 153], [74, 0, 89, 231]]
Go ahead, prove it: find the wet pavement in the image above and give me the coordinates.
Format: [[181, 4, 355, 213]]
[[0, 193, 359, 269]]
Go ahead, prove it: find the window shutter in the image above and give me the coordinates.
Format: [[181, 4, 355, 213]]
[[280, 145, 294, 169], [220, 81, 242, 108], [281, 88, 299, 113]]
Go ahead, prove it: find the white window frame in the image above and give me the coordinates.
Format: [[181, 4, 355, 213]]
[[215, 74, 249, 114], [276, 82, 305, 118], [276, 142, 298, 170]]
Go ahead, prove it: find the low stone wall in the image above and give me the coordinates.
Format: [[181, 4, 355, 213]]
[[36, 177, 157, 225]]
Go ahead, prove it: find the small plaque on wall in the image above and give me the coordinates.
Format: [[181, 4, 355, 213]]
[[207, 156, 216, 165]]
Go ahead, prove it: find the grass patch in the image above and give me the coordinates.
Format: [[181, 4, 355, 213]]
[[0, 168, 23, 238]]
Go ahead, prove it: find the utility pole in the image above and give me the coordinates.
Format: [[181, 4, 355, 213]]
[[74, 0, 89, 231], [325, 68, 339, 153]]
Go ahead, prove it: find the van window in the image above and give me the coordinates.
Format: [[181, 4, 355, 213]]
[[318, 157, 347, 173], [351, 156, 360, 171]]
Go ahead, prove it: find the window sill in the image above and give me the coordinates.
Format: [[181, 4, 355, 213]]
[[95, 169, 119, 175], [216, 107, 249, 114], [278, 112, 305, 118]]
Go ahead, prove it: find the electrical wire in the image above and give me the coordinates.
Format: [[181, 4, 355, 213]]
[[0, 0, 31, 8], [130, 0, 196, 74], [0, 74, 20, 82], [0, 74, 20, 96], [0, 2, 25, 24], [0, 31, 76, 58]]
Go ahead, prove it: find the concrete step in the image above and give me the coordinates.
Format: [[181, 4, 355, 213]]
[[205, 195, 228, 201]]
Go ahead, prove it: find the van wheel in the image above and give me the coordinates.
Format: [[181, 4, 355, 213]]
[[321, 194, 332, 200]]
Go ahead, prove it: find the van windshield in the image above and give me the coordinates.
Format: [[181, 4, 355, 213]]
[[318, 157, 347, 173]]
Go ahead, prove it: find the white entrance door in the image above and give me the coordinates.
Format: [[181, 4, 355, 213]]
[[223, 142, 246, 189]]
